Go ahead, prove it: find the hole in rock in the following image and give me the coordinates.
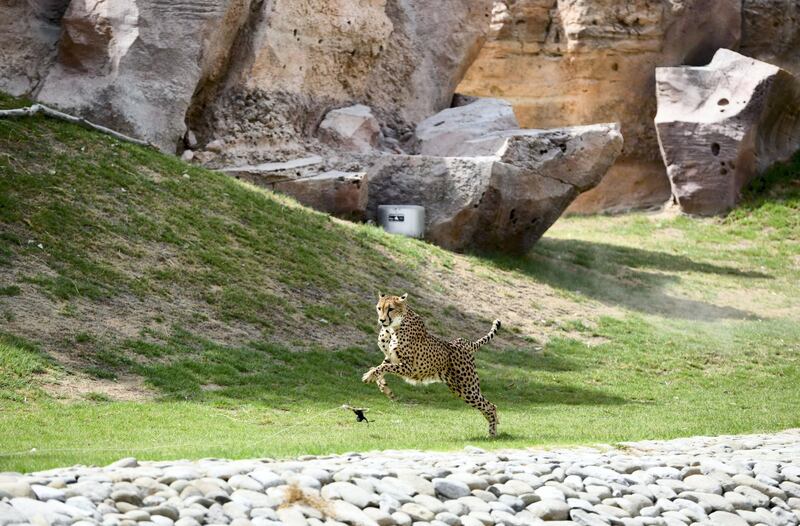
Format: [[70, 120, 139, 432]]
[[711, 143, 720, 156], [718, 98, 729, 106]]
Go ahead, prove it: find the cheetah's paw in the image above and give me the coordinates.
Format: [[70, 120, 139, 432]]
[[361, 368, 378, 383]]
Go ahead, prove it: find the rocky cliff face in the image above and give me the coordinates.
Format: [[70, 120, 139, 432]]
[[458, 0, 742, 214], [191, 0, 492, 160], [0, 0, 491, 154], [458, 0, 800, 214]]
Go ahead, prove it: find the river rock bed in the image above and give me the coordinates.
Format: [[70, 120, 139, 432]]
[[1, 430, 799, 526]]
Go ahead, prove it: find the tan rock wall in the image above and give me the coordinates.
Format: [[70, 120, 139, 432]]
[[458, 0, 742, 214], [197, 0, 492, 159], [741, 0, 800, 75], [0, 0, 64, 97]]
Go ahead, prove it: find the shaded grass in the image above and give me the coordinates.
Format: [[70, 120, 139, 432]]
[[0, 334, 51, 402]]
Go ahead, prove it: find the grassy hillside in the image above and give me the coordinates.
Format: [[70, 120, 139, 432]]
[[1, 93, 799, 473]]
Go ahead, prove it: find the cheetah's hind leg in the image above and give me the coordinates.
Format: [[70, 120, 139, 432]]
[[445, 374, 498, 437]]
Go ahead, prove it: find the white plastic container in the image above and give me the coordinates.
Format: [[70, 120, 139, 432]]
[[378, 205, 425, 238]]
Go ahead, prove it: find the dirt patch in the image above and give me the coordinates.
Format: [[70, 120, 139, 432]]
[[42, 371, 153, 402]]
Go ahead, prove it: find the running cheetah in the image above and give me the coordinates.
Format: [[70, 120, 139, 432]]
[[362, 292, 501, 436]]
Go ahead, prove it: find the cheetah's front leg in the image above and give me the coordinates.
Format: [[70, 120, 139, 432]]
[[361, 362, 410, 400]]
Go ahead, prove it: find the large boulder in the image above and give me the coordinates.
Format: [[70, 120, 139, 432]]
[[319, 105, 381, 154], [34, 0, 252, 152], [0, 0, 64, 96], [414, 98, 519, 156], [271, 171, 368, 220], [458, 0, 742, 214], [193, 0, 492, 158], [367, 124, 622, 252], [654, 49, 800, 215]]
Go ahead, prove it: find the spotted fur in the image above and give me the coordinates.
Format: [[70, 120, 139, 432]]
[[362, 292, 501, 437]]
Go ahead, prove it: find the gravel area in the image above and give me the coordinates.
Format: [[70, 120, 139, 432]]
[[2, 430, 800, 526]]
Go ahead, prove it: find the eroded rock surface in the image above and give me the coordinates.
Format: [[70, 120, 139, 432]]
[[2, 0, 491, 155], [741, 0, 800, 76], [271, 171, 368, 220], [458, 0, 742, 214], [0, 0, 64, 96], [193, 0, 492, 159], [655, 49, 800, 215], [34, 0, 253, 152], [414, 98, 519, 156], [319, 105, 381, 154], [368, 123, 623, 252]]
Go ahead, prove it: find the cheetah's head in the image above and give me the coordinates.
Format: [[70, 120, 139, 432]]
[[376, 292, 408, 328]]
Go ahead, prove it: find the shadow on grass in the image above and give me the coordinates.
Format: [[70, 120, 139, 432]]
[[483, 239, 762, 321], [81, 330, 625, 410]]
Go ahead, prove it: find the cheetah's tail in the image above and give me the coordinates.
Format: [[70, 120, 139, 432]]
[[469, 319, 501, 353]]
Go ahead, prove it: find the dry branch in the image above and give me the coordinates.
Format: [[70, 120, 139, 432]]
[[0, 104, 157, 149]]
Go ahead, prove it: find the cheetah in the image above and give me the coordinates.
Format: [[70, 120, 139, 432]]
[[362, 292, 502, 437]]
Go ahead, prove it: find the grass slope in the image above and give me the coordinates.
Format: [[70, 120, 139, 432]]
[[1, 93, 799, 473]]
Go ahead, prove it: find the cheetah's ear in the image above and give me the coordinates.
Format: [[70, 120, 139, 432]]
[[378, 291, 385, 299], [399, 293, 408, 302]]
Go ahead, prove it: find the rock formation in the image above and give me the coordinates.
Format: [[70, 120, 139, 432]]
[[368, 118, 623, 252], [655, 49, 800, 215], [414, 98, 519, 156], [741, 0, 800, 76], [0, 0, 492, 153], [0, 0, 66, 96], [35, 0, 253, 152], [2, 0, 799, 236], [271, 171, 368, 220], [457, 0, 743, 214], [319, 105, 381, 154], [189, 0, 493, 158]]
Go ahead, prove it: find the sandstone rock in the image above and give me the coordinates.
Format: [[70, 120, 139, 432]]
[[205, 140, 226, 154], [741, 0, 800, 76], [683, 475, 724, 495], [367, 124, 622, 252], [414, 98, 519, 156], [270, 171, 368, 220], [222, 156, 326, 184], [34, 0, 253, 151], [0, 0, 62, 96], [319, 105, 381, 153], [0, 480, 34, 499], [196, 0, 492, 157], [655, 49, 800, 215], [458, 0, 742, 214]]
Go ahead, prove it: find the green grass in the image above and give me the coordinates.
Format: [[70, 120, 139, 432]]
[[0, 92, 799, 472]]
